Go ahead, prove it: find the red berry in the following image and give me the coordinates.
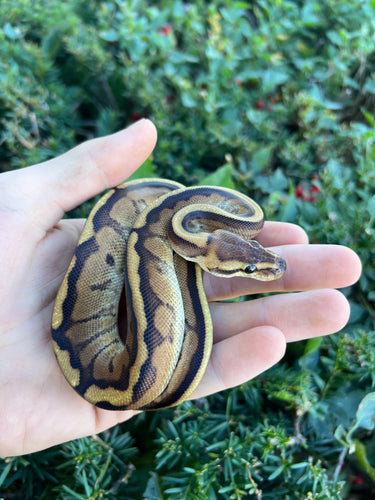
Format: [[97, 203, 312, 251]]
[[349, 475, 364, 485], [295, 186, 304, 198], [160, 24, 172, 35], [131, 112, 143, 122], [256, 100, 265, 109]]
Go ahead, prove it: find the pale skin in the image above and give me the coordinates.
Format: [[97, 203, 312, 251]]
[[0, 119, 362, 456]]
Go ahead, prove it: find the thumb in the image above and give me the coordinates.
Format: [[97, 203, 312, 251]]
[[2, 119, 157, 230]]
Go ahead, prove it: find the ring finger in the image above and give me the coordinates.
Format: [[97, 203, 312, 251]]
[[210, 288, 351, 343]]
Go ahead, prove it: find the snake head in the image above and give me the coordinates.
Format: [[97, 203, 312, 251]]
[[196, 230, 286, 281], [241, 241, 286, 281]]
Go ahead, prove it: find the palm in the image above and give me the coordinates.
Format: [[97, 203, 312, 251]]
[[0, 218, 110, 455], [0, 120, 361, 456]]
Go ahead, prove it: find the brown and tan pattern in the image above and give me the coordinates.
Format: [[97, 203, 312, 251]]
[[51, 179, 286, 410]]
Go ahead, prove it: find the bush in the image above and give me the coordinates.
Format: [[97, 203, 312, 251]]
[[0, 0, 374, 498]]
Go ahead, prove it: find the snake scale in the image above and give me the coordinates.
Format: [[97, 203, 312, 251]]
[[51, 178, 286, 410]]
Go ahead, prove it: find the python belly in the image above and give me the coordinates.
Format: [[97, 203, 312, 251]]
[[51, 179, 286, 410]]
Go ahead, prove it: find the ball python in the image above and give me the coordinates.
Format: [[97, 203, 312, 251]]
[[51, 178, 286, 411]]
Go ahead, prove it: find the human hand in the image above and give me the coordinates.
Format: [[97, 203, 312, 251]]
[[0, 120, 361, 456]]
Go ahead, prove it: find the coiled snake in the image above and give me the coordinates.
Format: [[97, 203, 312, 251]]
[[51, 179, 286, 410]]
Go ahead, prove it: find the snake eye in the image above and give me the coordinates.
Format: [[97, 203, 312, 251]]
[[244, 264, 257, 274]]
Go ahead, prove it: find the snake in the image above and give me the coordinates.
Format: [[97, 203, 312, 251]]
[[51, 178, 286, 411]]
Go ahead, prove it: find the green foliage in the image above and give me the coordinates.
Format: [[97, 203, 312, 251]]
[[0, 430, 137, 499], [0, 0, 374, 498]]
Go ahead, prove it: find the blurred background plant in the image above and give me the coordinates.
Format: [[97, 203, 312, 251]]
[[0, 0, 374, 498]]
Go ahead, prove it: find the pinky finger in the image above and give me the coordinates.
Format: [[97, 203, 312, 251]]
[[190, 326, 286, 400]]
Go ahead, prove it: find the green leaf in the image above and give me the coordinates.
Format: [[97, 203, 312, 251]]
[[301, 4, 320, 26], [61, 485, 85, 500], [198, 163, 234, 188], [143, 473, 163, 500], [268, 464, 285, 480], [279, 195, 298, 222], [303, 337, 323, 356], [362, 109, 375, 127], [348, 301, 366, 324], [354, 392, 375, 431], [251, 145, 273, 171], [368, 195, 375, 222], [3, 23, 21, 40], [334, 424, 347, 446], [99, 30, 119, 42], [254, 168, 288, 195], [363, 79, 375, 95], [128, 158, 156, 181], [42, 27, 64, 59], [0, 461, 13, 488], [262, 69, 289, 92]]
